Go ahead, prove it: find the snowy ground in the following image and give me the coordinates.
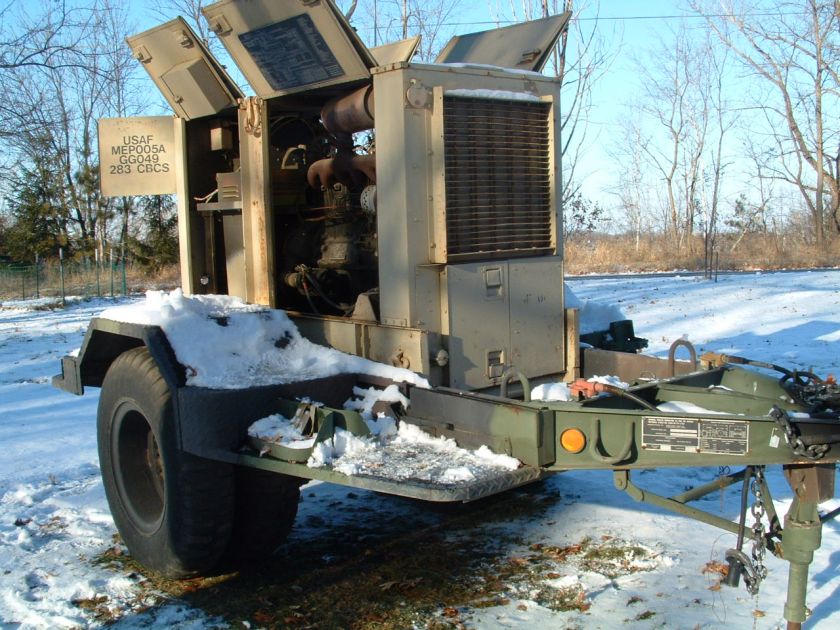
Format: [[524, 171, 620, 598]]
[[1, 270, 840, 629]]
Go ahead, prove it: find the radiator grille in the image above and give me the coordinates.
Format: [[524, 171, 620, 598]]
[[443, 95, 553, 260]]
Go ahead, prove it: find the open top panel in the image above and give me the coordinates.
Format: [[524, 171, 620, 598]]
[[126, 17, 243, 120], [435, 13, 571, 73], [202, 0, 376, 99], [370, 35, 421, 66]]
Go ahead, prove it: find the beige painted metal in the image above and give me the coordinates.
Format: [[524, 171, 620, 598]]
[[222, 214, 247, 299], [125, 18, 242, 120], [444, 259, 565, 389], [119, 16, 568, 389], [508, 258, 564, 377], [238, 98, 275, 306], [373, 64, 565, 376], [564, 307, 581, 382], [293, 315, 443, 385], [201, 0, 375, 98], [435, 13, 571, 73], [98, 117, 177, 197], [445, 262, 511, 389], [371, 36, 421, 66], [582, 348, 696, 383], [173, 118, 198, 295]]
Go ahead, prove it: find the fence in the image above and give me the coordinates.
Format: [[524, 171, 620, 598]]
[[0, 257, 130, 302]]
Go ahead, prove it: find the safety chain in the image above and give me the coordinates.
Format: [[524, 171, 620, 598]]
[[745, 466, 769, 596], [769, 405, 830, 460]]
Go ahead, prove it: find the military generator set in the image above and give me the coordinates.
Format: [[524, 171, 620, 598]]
[[54, 1, 840, 627]]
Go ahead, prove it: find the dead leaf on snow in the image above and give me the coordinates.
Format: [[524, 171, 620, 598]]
[[702, 561, 729, 577]]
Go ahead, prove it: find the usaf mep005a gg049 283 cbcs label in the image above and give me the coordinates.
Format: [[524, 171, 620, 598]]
[[98, 116, 177, 197]]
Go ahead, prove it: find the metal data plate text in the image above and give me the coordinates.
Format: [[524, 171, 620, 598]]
[[202, 0, 375, 98], [642, 416, 749, 456], [99, 117, 177, 197]]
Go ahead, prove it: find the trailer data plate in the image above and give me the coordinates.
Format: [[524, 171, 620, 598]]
[[642, 416, 749, 456]]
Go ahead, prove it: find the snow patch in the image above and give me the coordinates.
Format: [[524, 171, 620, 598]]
[[445, 88, 541, 101], [100, 289, 429, 389], [656, 401, 729, 415], [566, 284, 627, 334]]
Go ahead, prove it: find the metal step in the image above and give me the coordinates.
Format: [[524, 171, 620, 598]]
[[239, 444, 543, 502]]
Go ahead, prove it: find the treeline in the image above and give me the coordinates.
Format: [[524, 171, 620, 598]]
[[607, 0, 839, 260], [0, 0, 177, 271]]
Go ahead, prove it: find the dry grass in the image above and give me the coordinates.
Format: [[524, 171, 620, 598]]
[[4, 230, 834, 302], [565, 232, 840, 275]]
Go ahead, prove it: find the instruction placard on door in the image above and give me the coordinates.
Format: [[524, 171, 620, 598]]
[[99, 117, 177, 197]]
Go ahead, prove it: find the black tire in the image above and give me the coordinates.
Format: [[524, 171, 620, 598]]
[[97, 347, 235, 578], [224, 467, 303, 564]]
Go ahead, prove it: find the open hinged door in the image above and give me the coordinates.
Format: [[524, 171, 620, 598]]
[[435, 13, 571, 73], [126, 17, 243, 120], [201, 0, 376, 98], [370, 35, 421, 66]]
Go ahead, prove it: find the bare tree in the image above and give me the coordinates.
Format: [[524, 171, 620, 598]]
[[347, 0, 464, 60], [612, 119, 653, 251], [698, 38, 736, 271], [0, 0, 90, 72], [0, 1, 95, 140], [696, 0, 840, 243], [632, 26, 706, 246], [2, 0, 144, 259], [152, 0, 216, 50]]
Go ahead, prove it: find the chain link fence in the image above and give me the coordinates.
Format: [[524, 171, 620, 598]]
[[0, 257, 131, 303]]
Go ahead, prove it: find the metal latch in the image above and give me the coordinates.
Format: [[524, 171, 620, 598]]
[[518, 48, 542, 64], [209, 15, 232, 36], [133, 45, 151, 63], [175, 29, 193, 48], [487, 350, 505, 379]]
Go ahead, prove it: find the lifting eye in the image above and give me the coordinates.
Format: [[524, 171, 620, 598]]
[[560, 428, 586, 454]]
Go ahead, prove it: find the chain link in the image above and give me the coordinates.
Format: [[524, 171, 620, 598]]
[[770, 406, 830, 460], [745, 466, 768, 595]]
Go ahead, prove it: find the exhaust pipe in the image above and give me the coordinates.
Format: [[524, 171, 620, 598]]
[[321, 85, 375, 134]]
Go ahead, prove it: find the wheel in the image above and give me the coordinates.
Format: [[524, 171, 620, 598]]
[[97, 347, 235, 578], [223, 467, 303, 564]]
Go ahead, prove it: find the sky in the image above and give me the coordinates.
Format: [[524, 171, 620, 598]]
[[3, 270, 840, 627]]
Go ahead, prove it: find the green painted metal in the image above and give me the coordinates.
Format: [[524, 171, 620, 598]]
[[236, 451, 544, 502], [670, 468, 746, 504], [250, 400, 370, 463], [781, 497, 822, 624], [613, 470, 744, 537], [533, 366, 840, 471]]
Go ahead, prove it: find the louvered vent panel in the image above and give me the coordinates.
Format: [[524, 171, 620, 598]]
[[443, 95, 553, 260]]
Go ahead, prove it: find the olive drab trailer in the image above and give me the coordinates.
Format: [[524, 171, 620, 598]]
[[53, 1, 840, 627]]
